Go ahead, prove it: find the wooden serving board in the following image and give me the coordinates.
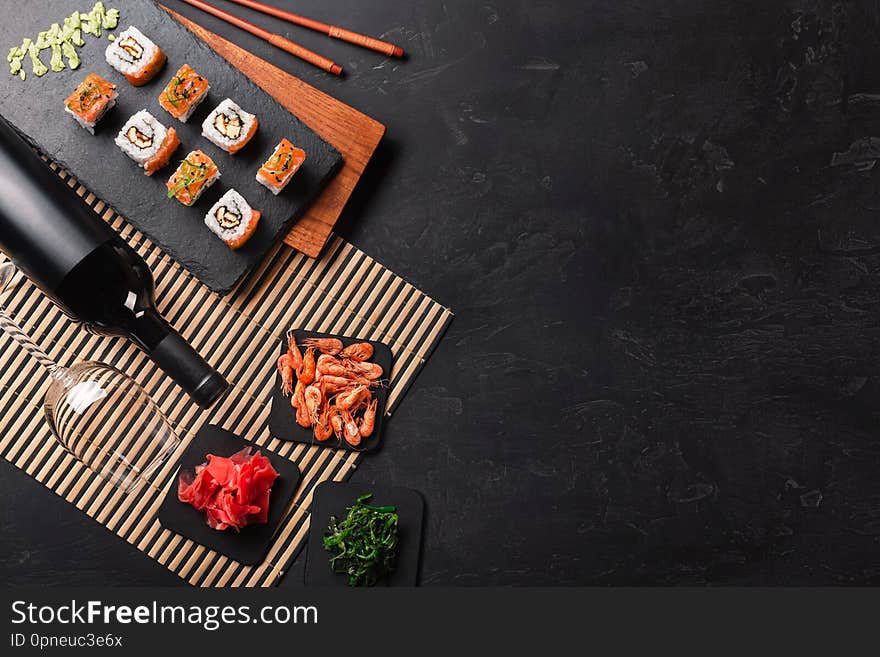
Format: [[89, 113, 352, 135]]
[[167, 9, 385, 259]]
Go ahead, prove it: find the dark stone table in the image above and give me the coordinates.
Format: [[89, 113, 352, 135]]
[[3, 0, 879, 586]]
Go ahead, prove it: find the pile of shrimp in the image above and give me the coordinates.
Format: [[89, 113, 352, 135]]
[[276, 333, 384, 447]]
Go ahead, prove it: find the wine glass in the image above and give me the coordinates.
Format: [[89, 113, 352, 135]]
[[0, 262, 180, 493]]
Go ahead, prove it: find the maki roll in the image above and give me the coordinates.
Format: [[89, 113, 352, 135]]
[[105, 26, 166, 86], [166, 150, 220, 206], [159, 64, 210, 123], [256, 139, 306, 195], [115, 110, 180, 176], [204, 189, 260, 250], [63, 73, 118, 134], [201, 98, 258, 154]]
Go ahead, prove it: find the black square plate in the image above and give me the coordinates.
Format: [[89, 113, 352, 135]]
[[305, 481, 424, 587], [157, 424, 301, 565], [267, 329, 392, 453], [0, 0, 342, 294]]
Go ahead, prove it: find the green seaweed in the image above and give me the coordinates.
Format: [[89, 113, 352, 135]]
[[323, 493, 399, 587]]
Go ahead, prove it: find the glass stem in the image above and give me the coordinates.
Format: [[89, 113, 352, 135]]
[[0, 309, 63, 376]]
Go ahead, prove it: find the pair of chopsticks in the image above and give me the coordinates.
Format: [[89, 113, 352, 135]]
[[180, 0, 404, 76]]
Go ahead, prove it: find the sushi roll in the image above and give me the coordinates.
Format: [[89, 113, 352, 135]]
[[63, 73, 118, 134], [158, 64, 210, 123], [201, 98, 258, 154], [204, 189, 261, 250], [105, 26, 166, 86], [166, 150, 220, 206], [115, 110, 180, 176], [256, 139, 306, 195]]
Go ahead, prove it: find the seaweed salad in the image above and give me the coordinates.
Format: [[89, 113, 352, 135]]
[[324, 493, 399, 586]]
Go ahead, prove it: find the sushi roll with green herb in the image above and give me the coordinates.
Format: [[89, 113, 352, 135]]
[[166, 150, 220, 206], [159, 64, 210, 123], [256, 139, 306, 195], [63, 73, 117, 134]]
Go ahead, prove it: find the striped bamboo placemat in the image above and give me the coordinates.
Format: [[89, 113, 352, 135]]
[[0, 166, 452, 587]]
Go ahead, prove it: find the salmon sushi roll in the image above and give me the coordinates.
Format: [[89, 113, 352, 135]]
[[201, 98, 258, 154], [115, 110, 180, 176], [158, 64, 210, 123], [255, 139, 306, 195], [166, 150, 220, 206], [204, 189, 260, 250], [63, 73, 118, 134], [105, 26, 166, 86]]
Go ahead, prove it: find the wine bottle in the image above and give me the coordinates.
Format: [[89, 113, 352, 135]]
[[0, 116, 228, 408]]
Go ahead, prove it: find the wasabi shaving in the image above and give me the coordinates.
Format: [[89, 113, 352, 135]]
[[7, 2, 120, 81]]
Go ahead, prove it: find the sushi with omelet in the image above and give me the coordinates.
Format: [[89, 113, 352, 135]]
[[63, 73, 117, 134], [158, 64, 210, 123], [115, 110, 180, 176], [105, 26, 166, 86], [166, 150, 220, 206], [204, 189, 260, 250], [256, 139, 306, 195], [201, 98, 258, 154]]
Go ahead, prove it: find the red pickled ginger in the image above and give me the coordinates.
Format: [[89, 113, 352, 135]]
[[178, 447, 280, 532]]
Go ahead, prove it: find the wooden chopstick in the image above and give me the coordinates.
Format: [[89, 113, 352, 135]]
[[179, 0, 343, 75], [225, 0, 404, 58]]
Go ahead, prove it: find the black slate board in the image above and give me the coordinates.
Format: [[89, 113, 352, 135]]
[[157, 424, 302, 565], [305, 482, 424, 587], [0, 0, 342, 294], [267, 329, 392, 453]]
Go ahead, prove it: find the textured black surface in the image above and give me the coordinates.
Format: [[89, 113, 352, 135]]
[[0, 0, 341, 294], [157, 424, 301, 565], [304, 482, 423, 586], [7, 0, 880, 587], [267, 329, 392, 453]]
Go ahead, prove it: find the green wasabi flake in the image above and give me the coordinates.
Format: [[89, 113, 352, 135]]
[[8, 3, 119, 80], [81, 2, 106, 37], [43, 23, 67, 72], [9, 56, 21, 75], [64, 13, 85, 47], [49, 45, 64, 72], [61, 41, 80, 69], [103, 7, 119, 30], [107, 34, 115, 42], [7, 46, 23, 75], [27, 42, 47, 77]]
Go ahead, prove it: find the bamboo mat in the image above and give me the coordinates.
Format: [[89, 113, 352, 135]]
[[0, 166, 453, 587]]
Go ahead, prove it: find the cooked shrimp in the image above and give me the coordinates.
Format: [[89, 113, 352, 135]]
[[320, 375, 353, 395], [297, 346, 316, 385], [358, 399, 378, 438], [340, 342, 373, 361], [345, 360, 384, 380], [276, 352, 295, 396], [337, 384, 370, 411], [313, 409, 333, 441], [276, 333, 306, 395], [288, 333, 303, 369], [317, 354, 348, 377], [293, 381, 310, 428], [341, 410, 361, 446], [304, 384, 322, 423], [329, 406, 344, 439], [302, 337, 343, 355]]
